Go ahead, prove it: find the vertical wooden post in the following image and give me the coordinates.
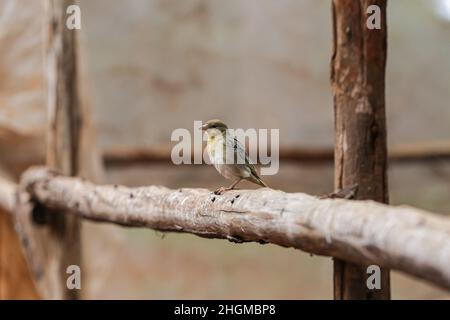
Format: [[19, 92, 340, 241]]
[[12, 0, 87, 299], [5, 0, 100, 300], [331, 0, 390, 299], [38, 0, 83, 300]]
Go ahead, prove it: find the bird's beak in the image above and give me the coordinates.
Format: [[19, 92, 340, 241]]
[[201, 123, 208, 131]]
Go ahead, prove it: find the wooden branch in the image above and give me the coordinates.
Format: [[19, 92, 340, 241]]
[[19, 166, 450, 292], [331, 0, 390, 299], [389, 142, 450, 163], [103, 146, 334, 166]]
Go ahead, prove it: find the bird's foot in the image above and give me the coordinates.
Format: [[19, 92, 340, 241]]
[[319, 184, 358, 200], [213, 187, 232, 195]]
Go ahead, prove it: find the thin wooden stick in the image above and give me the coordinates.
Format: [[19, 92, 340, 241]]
[[102, 144, 450, 167]]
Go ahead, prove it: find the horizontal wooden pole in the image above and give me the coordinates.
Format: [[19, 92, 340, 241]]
[[18, 166, 450, 291], [103, 143, 450, 167], [2, 127, 450, 179]]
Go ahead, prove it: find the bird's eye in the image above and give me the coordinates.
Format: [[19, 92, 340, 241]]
[[212, 125, 216, 128]]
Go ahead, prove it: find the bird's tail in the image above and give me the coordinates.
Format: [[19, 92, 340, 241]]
[[248, 174, 269, 188]]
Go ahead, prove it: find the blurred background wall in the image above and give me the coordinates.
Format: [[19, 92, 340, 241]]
[[1, 0, 449, 299]]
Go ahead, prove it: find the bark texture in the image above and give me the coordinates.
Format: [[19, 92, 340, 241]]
[[331, 0, 390, 299], [14, 166, 450, 292]]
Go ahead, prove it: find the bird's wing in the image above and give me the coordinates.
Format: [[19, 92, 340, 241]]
[[223, 134, 267, 187], [224, 135, 248, 164], [225, 135, 260, 174]]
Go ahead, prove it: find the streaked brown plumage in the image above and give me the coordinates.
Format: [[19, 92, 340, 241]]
[[201, 120, 268, 194]]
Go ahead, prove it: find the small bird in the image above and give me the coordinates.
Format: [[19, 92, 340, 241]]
[[201, 119, 269, 195]]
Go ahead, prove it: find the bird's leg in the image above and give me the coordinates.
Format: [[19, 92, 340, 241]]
[[228, 178, 242, 189], [214, 179, 242, 195]]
